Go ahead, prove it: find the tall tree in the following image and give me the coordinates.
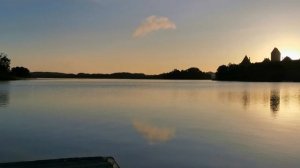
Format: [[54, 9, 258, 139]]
[[0, 53, 10, 74]]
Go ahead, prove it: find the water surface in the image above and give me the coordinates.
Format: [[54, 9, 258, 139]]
[[1, 79, 300, 168]]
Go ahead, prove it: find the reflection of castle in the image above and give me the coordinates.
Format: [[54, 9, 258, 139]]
[[270, 89, 280, 113], [219, 89, 281, 113]]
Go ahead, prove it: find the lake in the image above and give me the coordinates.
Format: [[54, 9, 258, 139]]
[[0, 79, 300, 168]]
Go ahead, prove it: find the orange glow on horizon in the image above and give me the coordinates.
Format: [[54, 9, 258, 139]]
[[281, 49, 300, 60]]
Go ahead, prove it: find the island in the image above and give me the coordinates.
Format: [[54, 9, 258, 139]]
[[216, 48, 300, 82]]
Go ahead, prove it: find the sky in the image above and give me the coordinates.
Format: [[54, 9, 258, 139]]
[[1, 0, 300, 74]]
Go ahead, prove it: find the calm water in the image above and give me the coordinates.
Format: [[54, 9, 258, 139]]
[[1, 79, 300, 168]]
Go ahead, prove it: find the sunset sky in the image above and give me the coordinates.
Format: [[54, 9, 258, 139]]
[[1, 0, 300, 74]]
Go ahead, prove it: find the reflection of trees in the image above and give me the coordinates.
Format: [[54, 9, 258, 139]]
[[218, 90, 263, 109], [218, 88, 283, 114], [270, 89, 280, 113], [0, 82, 9, 107], [282, 91, 290, 105], [242, 91, 250, 109], [298, 90, 300, 104]]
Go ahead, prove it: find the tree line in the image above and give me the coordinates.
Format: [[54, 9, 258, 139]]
[[0, 53, 30, 80], [216, 58, 300, 82], [31, 67, 212, 80], [1, 52, 212, 80]]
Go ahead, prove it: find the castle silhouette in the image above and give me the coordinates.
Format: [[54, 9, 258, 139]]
[[271, 48, 281, 62], [241, 47, 295, 65], [216, 47, 300, 81]]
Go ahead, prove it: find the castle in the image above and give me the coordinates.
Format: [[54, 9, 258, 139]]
[[218, 47, 300, 81], [240, 47, 294, 65], [271, 48, 281, 62]]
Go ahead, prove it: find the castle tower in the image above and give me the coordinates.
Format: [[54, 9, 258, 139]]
[[271, 48, 281, 62], [240, 55, 251, 65]]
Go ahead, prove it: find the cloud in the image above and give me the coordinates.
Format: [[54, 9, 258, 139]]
[[133, 16, 176, 38], [133, 120, 175, 144]]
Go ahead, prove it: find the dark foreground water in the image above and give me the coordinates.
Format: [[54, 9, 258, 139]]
[[0, 79, 300, 168]]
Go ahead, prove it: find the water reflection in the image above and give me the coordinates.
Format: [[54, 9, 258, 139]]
[[133, 120, 175, 144], [0, 82, 9, 107], [242, 91, 250, 109], [219, 86, 300, 115], [219, 90, 268, 109], [270, 89, 280, 114], [1, 80, 300, 167]]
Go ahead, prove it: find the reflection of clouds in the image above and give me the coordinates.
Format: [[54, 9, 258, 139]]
[[133, 120, 175, 144]]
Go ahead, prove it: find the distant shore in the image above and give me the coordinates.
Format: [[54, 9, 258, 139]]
[[30, 67, 213, 80]]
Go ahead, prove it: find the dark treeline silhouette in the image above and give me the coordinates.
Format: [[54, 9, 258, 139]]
[[31, 67, 212, 80], [0, 53, 30, 80], [158, 67, 211, 80], [216, 48, 300, 82], [0, 53, 11, 80], [11, 67, 31, 78]]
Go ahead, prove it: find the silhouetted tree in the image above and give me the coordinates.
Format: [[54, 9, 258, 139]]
[[216, 65, 228, 80], [282, 56, 292, 63], [0, 53, 10, 74], [11, 67, 31, 78], [262, 58, 271, 63]]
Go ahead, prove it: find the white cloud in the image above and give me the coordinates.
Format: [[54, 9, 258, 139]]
[[133, 15, 176, 38]]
